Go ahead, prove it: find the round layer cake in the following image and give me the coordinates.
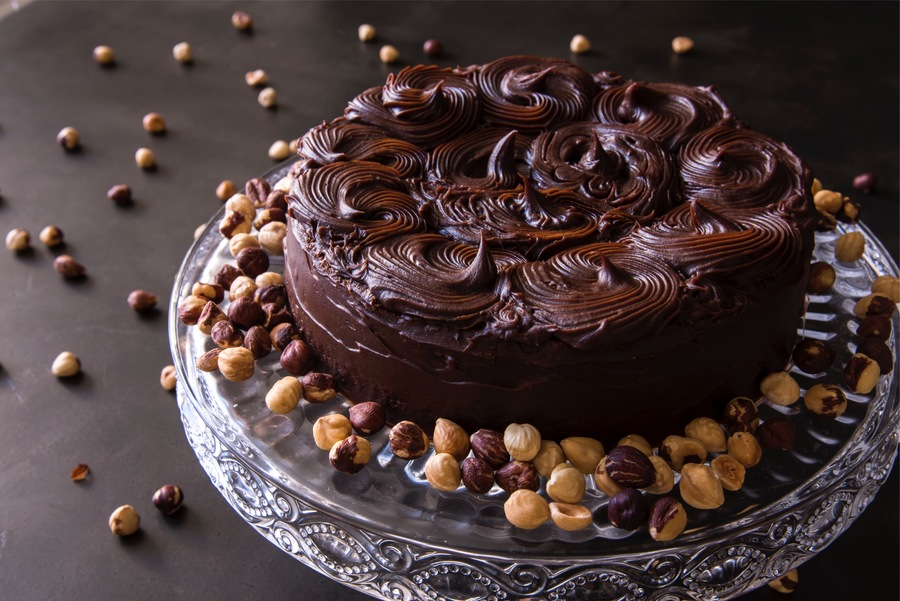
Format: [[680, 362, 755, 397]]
[[284, 55, 816, 442]]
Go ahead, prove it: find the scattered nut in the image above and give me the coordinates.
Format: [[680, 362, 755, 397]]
[[648, 497, 687, 541], [258, 221, 287, 255], [265, 376, 302, 414], [852, 172, 876, 193], [604, 445, 656, 488], [803, 383, 848, 418], [216, 180, 237, 201], [268, 140, 291, 160], [857, 314, 892, 341], [330, 435, 372, 474], [379, 45, 399, 64], [842, 353, 881, 394], [5, 228, 29, 252], [135, 147, 156, 169], [358, 24, 376, 42], [495, 460, 540, 493], [504, 489, 550, 530], [616, 434, 653, 457], [107, 184, 133, 206], [39, 225, 64, 247], [300, 372, 337, 403], [142, 112, 166, 134], [760, 371, 801, 406], [423, 38, 443, 57], [560, 436, 605, 474], [424, 453, 462, 491], [659, 435, 707, 471], [549, 502, 593, 531], [791, 339, 835, 374], [349, 402, 387, 435], [592, 456, 624, 497], [160, 365, 176, 391], [109, 505, 140, 536], [152, 484, 184, 515], [546, 464, 586, 504], [871, 275, 900, 303], [569, 34, 591, 54], [57, 126, 80, 151], [270, 322, 300, 352], [53, 254, 86, 279], [461, 457, 494, 494], [280, 339, 314, 375], [258, 87, 277, 109], [857, 338, 893, 374], [196, 348, 222, 372], [813, 189, 843, 214], [756, 418, 796, 451], [245, 69, 269, 87], [313, 414, 353, 451], [197, 302, 227, 335], [643, 456, 675, 495], [172, 41, 192, 63], [470, 429, 510, 469], [532, 440, 566, 478], [722, 397, 759, 433], [127, 290, 158, 313], [93, 45, 115, 65], [503, 423, 541, 461], [608, 488, 648, 531], [231, 10, 252, 30], [807, 262, 836, 294], [768, 569, 799, 594], [217, 347, 255, 381], [51, 351, 81, 378], [834, 231, 865, 262], [670, 35, 695, 54], [710, 454, 746, 491], [388, 420, 429, 460], [684, 417, 727, 453], [853, 293, 896, 319], [678, 463, 725, 510], [432, 418, 470, 461], [726, 431, 762, 468], [70, 463, 90, 482]]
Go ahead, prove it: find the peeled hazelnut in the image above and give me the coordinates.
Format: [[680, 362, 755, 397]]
[[216, 180, 236, 201], [768, 569, 799, 594], [643, 456, 675, 495], [648, 497, 687, 542], [152, 484, 184, 515], [244, 325, 272, 359], [791, 339, 835, 374], [616, 434, 653, 457], [358, 23, 376, 42], [127, 290, 158, 313], [803, 384, 848, 418], [211, 320, 244, 348], [684, 417, 727, 453], [679, 463, 725, 510], [258, 87, 277, 108], [813, 189, 843, 214], [92, 45, 115, 65], [255, 271, 283, 287], [268, 140, 291, 161], [245, 69, 269, 87], [811, 178, 823, 195], [608, 488, 648, 531], [160, 365, 177, 391], [300, 372, 336, 403], [348, 402, 386, 435], [760, 371, 801, 406], [228, 233, 260, 258], [857, 314, 892, 341], [604, 445, 656, 488], [549, 502, 593, 531], [560, 436, 605, 474], [432, 418, 470, 461], [280, 339, 314, 375], [470, 429, 509, 469], [503, 423, 541, 462], [142, 112, 166, 134], [461, 457, 494, 494], [57, 126, 80, 151], [196, 348, 222, 372], [532, 440, 566, 478], [424, 453, 461, 491], [172, 41, 192, 63], [659, 435, 707, 471], [710, 454, 746, 491], [722, 397, 760, 433], [226, 192, 256, 220], [807, 262, 836, 294], [857, 338, 893, 374], [313, 414, 353, 451], [495, 461, 540, 494], [53, 254, 86, 279], [109, 505, 140, 536], [569, 34, 591, 54], [834, 231, 865, 262], [51, 351, 81, 378], [379, 45, 399, 64], [231, 10, 252, 30], [389, 421, 429, 460], [592, 456, 624, 497], [726, 431, 762, 468], [330, 435, 372, 474], [871, 275, 900, 303], [258, 221, 287, 255], [842, 353, 881, 394], [217, 347, 255, 381], [756, 418, 796, 451], [853, 293, 896, 319], [503, 489, 550, 530], [546, 464, 586, 504], [135, 147, 156, 169], [671, 36, 694, 54], [6, 228, 30, 252], [39, 225, 64, 247], [265, 376, 302, 414]]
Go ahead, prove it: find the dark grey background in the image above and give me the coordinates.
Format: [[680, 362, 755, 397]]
[[0, 2, 896, 599]]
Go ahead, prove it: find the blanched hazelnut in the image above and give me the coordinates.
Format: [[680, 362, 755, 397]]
[[678, 463, 724, 510], [659, 435, 707, 471], [616, 434, 653, 456], [424, 453, 461, 491], [532, 440, 566, 478], [255, 271, 283, 287], [592, 456, 623, 497], [648, 497, 687, 542], [710, 454, 746, 491], [379, 45, 399, 64], [109, 505, 140, 536], [330, 435, 372, 474], [811, 178, 823, 195], [226, 193, 256, 220], [546, 464, 586, 504], [813, 189, 843, 214], [258, 221, 287, 255], [727, 432, 762, 468], [549, 502, 593, 531], [803, 384, 847, 418], [217, 347, 255, 381], [560, 436, 605, 474], [503, 423, 541, 461], [231, 10, 252, 30], [268, 140, 291, 160], [569, 34, 591, 54], [258, 87, 277, 109], [135, 147, 156, 169], [245, 69, 269, 87], [871, 275, 900, 303], [643, 455, 675, 495], [834, 231, 865, 262], [671, 36, 694, 54], [216, 180, 236, 201], [229, 276, 257, 301], [503, 489, 550, 530], [388, 421, 429, 460], [760, 371, 801, 406], [358, 23, 376, 42], [348, 402, 386, 435], [265, 376, 302, 414], [432, 418, 470, 461], [229, 233, 260, 257], [51, 351, 81, 378], [313, 414, 353, 451], [172, 42, 192, 63], [160, 365, 177, 391], [684, 417, 727, 453]]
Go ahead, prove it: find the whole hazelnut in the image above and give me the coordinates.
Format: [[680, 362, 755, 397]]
[[219, 210, 252, 239], [432, 418, 470, 461], [871, 275, 900, 303], [330, 435, 372, 474], [152, 484, 184, 515], [226, 193, 256, 220], [813, 189, 843, 214], [503, 423, 541, 462], [172, 41, 192, 63], [811, 178, 823, 195], [569, 34, 591, 54], [227, 296, 264, 330], [281, 339, 314, 375], [244, 325, 272, 359], [857, 314, 892, 341], [215, 264, 244, 290], [6, 228, 30, 252], [643, 456, 675, 495], [268, 140, 291, 161], [546, 464, 586, 504], [756, 418, 796, 451], [803, 384, 848, 418], [616, 434, 653, 457], [648, 497, 688, 542], [259, 221, 287, 255], [603, 445, 656, 488], [768, 569, 799, 594], [300, 372, 337, 403], [196, 348, 222, 372], [710, 454, 746, 491], [216, 180, 236, 201], [160, 365, 177, 391], [607, 488, 648, 531], [791, 339, 835, 374], [142, 112, 166, 134], [592, 456, 624, 497], [807, 262, 836, 294], [388, 421, 429, 460], [191, 282, 225, 303], [759, 371, 801, 406], [258, 87, 277, 109], [255, 271, 283, 287], [265, 190, 289, 211], [253, 207, 286, 230], [549, 502, 593, 531], [39, 225, 65, 247], [470, 429, 509, 469], [722, 396, 760, 433], [834, 231, 865, 263], [229, 276, 257, 301], [217, 347, 255, 382], [532, 440, 566, 478], [659, 435, 707, 471], [262, 303, 292, 330], [245, 69, 269, 87], [349, 402, 387, 435], [93, 45, 115, 65], [197, 302, 227, 335], [836, 198, 861, 223], [178, 295, 207, 325], [57, 126, 80, 151], [678, 463, 725, 510], [857, 338, 893, 374], [379, 45, 399, 64], [726, 431, 762, 468], [229, 233, 260, 258], [244, 177, 271, 207], [231, 10, 253, 30], [236, 247, 270, 279], [265, 376, 302, 414], [853, 172, 877, 193], [313, 414, 353, 451], [211, 320, 244, 348], [51, 351, 81, 378], [424, 453, 462, 491], [503, 489, 550, 530], [358, 23, 376, 42], [53, 254, 86, 279], [109, 505, 140, 536], [423, 38, 443, 57], [461, 457, 494, 494], [269, 323, 299, 352], [127, 290, 158, 313], [560, 436, 605, 474], [684, 417, 727, 453], [842, 353, 881, 394], [494, 460, 540, 494], [254, 284, 286, 309], [135, 147, 156, 169], [671, 36, 694, 54], [853, 293, 896, 319]]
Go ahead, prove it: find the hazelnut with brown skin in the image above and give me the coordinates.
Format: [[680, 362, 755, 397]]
[[607, 488, 648, 531], [803, 384, 848, 418], [857, 338, 893, 374], [142, 112, 166, 134], [603, 445, 656, 488], [807, 262, 836, 294], [494, 460, 540, 494], [791, 339, 835, 374], [243, 325, 272, 359], [227, 296, 264, 330], [244, 177, 271, 207], [853, 293, 896, 319], [211, 320, 244, 348], [177, 295, 208, 325], [757, 418, 796, 451], [857, 314, 892, 341], [432, 418, 470, 461], [217, 347, 255, 381], [722, 397, 759, 433], [281, 339, 314, 375], [262, 303, 292, 330], [215, 264, 243, 290], [152, 484, 184, 515], [236, 247, 270, 279], [330, 435, 372, 474], [348, 402, 386, 435], [388, 421, 429, 460], [648, 497, 687, 542], [842, 353, 881, 394], [192, 282, 225, 303], [57, 126, 80, 151], [127, 290, 158, 313], [231, 10, 253, 30], [219, 210, 252, 239], [300, 372, 337, 403], [269, 322, 300, 351], [53, 254, 86, 279], [253, 208, 286, 230], [196, 348, 222, 372], [424, 453, 461, 491], [197, 301, 227, 335], [216, 180, 236, 201], [470, 429, 509, 469], [254, 284, 286, 309], [768, 569, 799, 594], [461, 457, 494, 494]]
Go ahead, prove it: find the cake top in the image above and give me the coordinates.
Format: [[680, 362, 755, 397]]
[[288, 56, 815, 350]]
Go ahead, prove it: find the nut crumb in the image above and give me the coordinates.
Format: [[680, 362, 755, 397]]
[[70, 463, 90, 482]]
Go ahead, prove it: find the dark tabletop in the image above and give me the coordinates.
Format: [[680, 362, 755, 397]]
[[0, 2, 897, 599]]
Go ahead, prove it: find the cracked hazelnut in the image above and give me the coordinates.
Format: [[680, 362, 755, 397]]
[[546, 464, 586, 504], [807, 262, 836, 294], [503, 489, 550, 530], [192, 282, 225, 303], [258, 221, 287, 255], [160, 365, 176, 391], [842, 353, 881, 394], [227, 297, 264, 330], [300, 372, 336, 403], [834, 231, 865, 262], [424, 453, 461, 491], [281, 339, 314, 375], [756, 417, 796, 451], [857, 314, 892, 341], [791, 339, 835, 374], [109, 505, 140, 536], [219, 210, 252, 239], [313, 414, 353, 451], [560, 436, 605, 474], [857, 338, 893, 374], [461, 457, 494, 494], [330, 435, 372, 474], [265, 376, 301, 414], [648, 497, 687, 542], [853, 293, 896, 319], [727, 431, 762, 468], [215, 264, 243, 290], [760, 371, 801, 406], [6, 228, 30, 252], [684, 417, 727, 453], [643, 456, 675, 495], [53, 254, 86, 279], [39, 225, 64, 247], [871, 275, 900, 303], [349, 402, 386, 435], [236, 247, 269, 279], [432, 418, 470, 461], [495, 461, 539, 494], [592, 456, 624, 497], [679, 463, 724, 510], [470, 429, 509, 469], [228, 233, 260, 258], [549, 502, 593, 531], [127, 290, 158, 313], [659, 435, 707, 471], [51, 351, 81, 378], [722, 397, 759, 433], [196, 348, 222, 372], [389, 421, 429, 460], [710, 454, 746, 491], [616, 434, 653, 457], [152, 484, 184, 515], [217, 347, 255, 381], [243, 325, 272, 359], [608, 488, 648, 531], [178, 295, 207, 325], [604, 445, 656, 488], [768, 569, 799, 594], [503, 423, 541, 462], [211, 320, 244, 348], [803, 384, 847, 418]]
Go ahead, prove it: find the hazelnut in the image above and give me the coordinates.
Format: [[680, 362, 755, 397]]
[[807, 262, 836, 294], [768, 569, 799, 594], [236, 247, 270, 279], [857, 338, 893, 374], [258, 221, 287, 255], [109, 505, 140, 536], [842, 353, 881, 394], [216, 180, 236, 201], [834, 231, 865, 262], [38, 225, 64, 248], [389, 421, 429, 460], [560, 436, 605, 474], [106, 184, 133, 206], [470, 429, 509, 469], [643, 456, 675, 495], [853, 293, 896, 319], [6, 228, 30, 252], [726, 431, 762, 468], [648, 497, 687, 542], [215, 264, 244, 290], [791, 339, 835, 374], [679, 463, 725, 510], [659, 435, 707, 471], [817, 208, 838, 231], [255, 271, 283, 287], [532, 440, 567, 478], [211, 320, 244, 348], [57, 126, 80, 150], [228, 296, 264, 330], [127, 290, 158, 313], [152, 484, 184, 515], [300, 372, 337, 403], [313, 414, 353, 451], [569, 34, 591, 54], [270, 323, 299, 351], [432, 418, 470, 461], [358, 23, 376, 42], [503, 423, 541, 462], [803, 384, 848, 418], [51, 351, 81, 378], [281, 339, 314, 375], [142, 112, 166, 134], [607, 488, 648, 531], [461, 457, 494, 494], [160, 365, 177, 391], [255, 283, 286, 309], [349, 402, 387, 435], [811, 178, 823, 195], [226, 192, 256, 219], [258, 87, 277, 109], [671, 36, 694, 54], [853, 172, 877, 193], [424, 453, 461, 491], [760, 371, 801, 406], [265, 189, 289, 211], [330, 435, 372, 474], [871, 275, 900, 303], [857, 314, 892, 341], [265, 376, 302, 414], [219, 210, 252, 239], [592, 456, 624, 497], [253, 207, 286, 230], [604, 445, 656, 488], [813, 189, 843, 214], [229, 233, 260, 258], [423, 38, 443, 57], [616, 434, 653, 457], [495, 461, 540, 494], [172, 41, 192, 63], [503, 489, 550, 530], [546, 465, 586, 504], [379, 45, 399, 64], [178, 295, 207, 325], [710, 454, 746, 491], [836, 197, 861, 223], [722, 396, 760, 433], [192, 282, 225, 303], [757, 418, 796, 451], [269, 140, 291, 161], [231, 10, 253, 30], [92, 45, 115, 65], [245, 69, 269, 87], [244, 325, 272, 359], [245, 177, 271, 207], [684, 417, 727, 453], [549, 502, 593, 531], [229, 275, 257, 301], [196, 348, 222, 372], [262, 303, 292, 330], [218, 347, 255, 381], [197, 302, 227, 335], [135, 147, 156, 169], [53, 254, 86, 279]]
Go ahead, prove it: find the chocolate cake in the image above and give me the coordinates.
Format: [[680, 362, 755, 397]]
[[284, 56, 816, 442]]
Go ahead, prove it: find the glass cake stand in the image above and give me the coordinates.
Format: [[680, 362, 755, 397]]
[[169, 163, 899, 601]]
